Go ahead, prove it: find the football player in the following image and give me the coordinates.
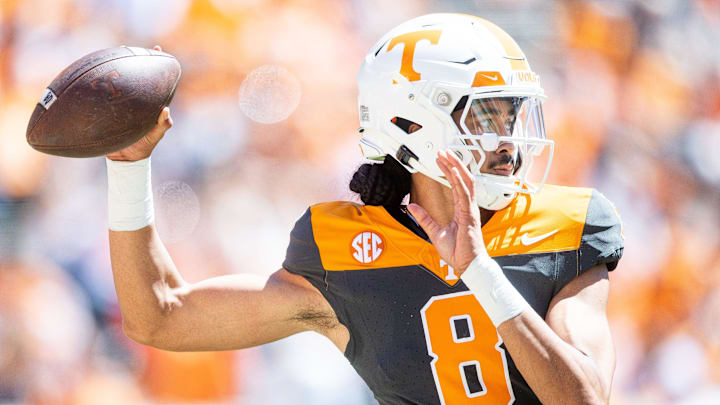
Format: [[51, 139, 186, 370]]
[[106, 14, 623, 404]]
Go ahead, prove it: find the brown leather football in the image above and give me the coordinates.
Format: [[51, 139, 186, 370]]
[[26, 46, 181, 158]]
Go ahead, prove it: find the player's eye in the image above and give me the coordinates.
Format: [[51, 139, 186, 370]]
[[478, 117, 493, 132], [504, 120, 513, 133]]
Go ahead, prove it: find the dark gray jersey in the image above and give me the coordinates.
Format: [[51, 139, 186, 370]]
[[283, 185, 623, 404]]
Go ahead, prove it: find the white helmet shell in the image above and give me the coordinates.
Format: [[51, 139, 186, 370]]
[[357, 13, 554, 210]]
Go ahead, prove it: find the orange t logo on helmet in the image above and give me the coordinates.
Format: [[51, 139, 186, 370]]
[[387, 30, 442, 81]]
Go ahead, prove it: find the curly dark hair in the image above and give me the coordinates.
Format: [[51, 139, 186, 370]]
[[349, 156, 411, 208]]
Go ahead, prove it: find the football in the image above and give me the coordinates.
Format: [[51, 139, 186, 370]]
[[26, 46, 181, 158]]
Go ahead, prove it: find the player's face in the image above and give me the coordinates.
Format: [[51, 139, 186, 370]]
[[451, 98, 519, 176]]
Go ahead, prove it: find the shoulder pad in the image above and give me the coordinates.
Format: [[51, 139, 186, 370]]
[[579, 190, 624, 271], [483, 184, 594, 256], [309, 202, 428, 271]]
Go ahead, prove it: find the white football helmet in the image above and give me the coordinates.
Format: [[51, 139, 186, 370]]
[[357, 13, 554, 210]]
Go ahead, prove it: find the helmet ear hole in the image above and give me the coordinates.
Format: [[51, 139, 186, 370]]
[[391, 116, 422, 134]]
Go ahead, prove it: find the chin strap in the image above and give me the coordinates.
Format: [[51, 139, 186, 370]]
[[474, 176, 517, 211]]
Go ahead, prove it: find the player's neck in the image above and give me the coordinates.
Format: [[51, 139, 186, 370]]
[[409, 173, 454, 226], [479, 207, 495, 225], [410, 173, 496, 227]]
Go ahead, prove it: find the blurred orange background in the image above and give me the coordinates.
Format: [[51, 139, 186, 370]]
[[1, 0, 719, 404]]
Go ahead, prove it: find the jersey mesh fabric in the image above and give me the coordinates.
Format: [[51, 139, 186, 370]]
[[283, 185, 623, 405]]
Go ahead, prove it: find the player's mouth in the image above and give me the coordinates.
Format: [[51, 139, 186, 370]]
[[489, 154, 516, 176], [491, 163, 514, 176], [493, 163, 514, 176]]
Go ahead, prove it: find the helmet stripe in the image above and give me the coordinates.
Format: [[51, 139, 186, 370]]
[[458, 14, 531, 71]]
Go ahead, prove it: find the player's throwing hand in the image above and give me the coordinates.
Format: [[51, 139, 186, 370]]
[[106, 46, 172, 162], [105, 107, 172, 162], [407, 150, 490, 275]]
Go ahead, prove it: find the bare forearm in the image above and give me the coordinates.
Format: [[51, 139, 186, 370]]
[[102, 109, 336, 352], [109, 224, 186, 338], [498, 311, 608, 405]]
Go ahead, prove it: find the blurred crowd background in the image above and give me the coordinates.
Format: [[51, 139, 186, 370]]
[[1, 0, 719, 404]]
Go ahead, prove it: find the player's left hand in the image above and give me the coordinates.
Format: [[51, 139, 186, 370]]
[[407, 150, 489, 275]]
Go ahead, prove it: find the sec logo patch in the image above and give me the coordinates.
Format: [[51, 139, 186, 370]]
[[351, 231, 384, 264]]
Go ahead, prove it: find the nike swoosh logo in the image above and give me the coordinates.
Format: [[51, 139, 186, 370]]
[[520, 229, 559, 246], [480, 73, 499, 81]]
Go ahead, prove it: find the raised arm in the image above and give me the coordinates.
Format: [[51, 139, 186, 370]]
[[408, 150, 615, 404], [110, 225, 341, 351], [106, 104, 345, 352]]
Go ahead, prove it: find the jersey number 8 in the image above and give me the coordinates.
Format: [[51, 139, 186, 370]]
[[420, 291, 515, 404]]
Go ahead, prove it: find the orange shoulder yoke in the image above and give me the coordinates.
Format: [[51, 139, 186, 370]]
[[309, 186, 592, 283], [310, 202, 429, 272], [482, 184, 593, 256]]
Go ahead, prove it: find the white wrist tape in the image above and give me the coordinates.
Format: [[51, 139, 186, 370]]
[[461, 255, 531, 327], [106, 157, 154, 231]]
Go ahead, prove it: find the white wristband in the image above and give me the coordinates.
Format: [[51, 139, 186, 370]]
[[106, 157, 154, 231], [460, 255, 531, 327]]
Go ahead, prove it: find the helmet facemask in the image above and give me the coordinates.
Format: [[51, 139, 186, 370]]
[[447, 94, 554, 210]]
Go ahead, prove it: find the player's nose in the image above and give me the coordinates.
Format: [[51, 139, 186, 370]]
[[496, 140, 516, 155]]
